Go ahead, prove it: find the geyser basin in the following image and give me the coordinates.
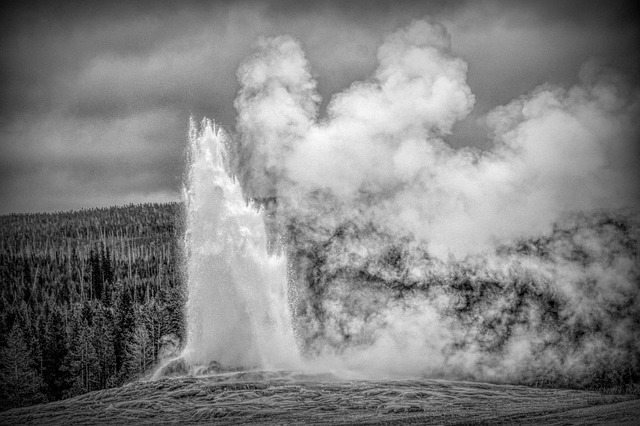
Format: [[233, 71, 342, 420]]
[[2, 375, 638, 425], [180, 118, 300, 371]]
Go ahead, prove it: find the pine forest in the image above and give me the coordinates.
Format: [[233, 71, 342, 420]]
[[0, 203, 185, 411]]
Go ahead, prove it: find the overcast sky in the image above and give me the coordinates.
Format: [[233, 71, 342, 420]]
[[0, 0, 638, 214]]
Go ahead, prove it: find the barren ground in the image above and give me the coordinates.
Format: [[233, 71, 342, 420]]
[[1, 372, 638, 425]]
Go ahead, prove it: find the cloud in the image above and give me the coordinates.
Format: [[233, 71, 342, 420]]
[[1, 1, 639, 213], [0, 108, 184, 212]]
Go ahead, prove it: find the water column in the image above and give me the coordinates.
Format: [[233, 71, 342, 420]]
[[181, 118, 300, 370]]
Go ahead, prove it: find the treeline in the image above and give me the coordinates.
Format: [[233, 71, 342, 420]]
[[0, 203, 185, 412]]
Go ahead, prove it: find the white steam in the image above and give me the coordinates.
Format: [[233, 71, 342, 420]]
[[229, 18, 639, 384], [235, 19, 639, 259]]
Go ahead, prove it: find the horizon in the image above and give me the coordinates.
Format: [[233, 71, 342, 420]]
[[0, 200, 182, 216]]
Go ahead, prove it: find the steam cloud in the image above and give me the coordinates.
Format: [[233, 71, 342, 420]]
[[232, 19, 640, 386]]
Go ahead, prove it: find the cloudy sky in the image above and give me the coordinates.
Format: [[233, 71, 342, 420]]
[[1, 0, 638, 214]]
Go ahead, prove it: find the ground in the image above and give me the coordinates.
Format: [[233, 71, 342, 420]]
[[1, 372, 638, 425]]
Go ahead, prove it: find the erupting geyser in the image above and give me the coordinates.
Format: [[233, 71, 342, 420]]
[[157, 19, 639, 387], [180, 118, 300, 371]]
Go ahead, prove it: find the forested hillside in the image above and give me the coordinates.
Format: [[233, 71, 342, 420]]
[[0, 203, 185, 411]]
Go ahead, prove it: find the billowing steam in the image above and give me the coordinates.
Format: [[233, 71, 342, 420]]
[[236, 19, 639, 258], [230, 19, 639, 387]]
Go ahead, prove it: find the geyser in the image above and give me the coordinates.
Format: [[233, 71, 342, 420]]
[[181, 118, 300, 370]]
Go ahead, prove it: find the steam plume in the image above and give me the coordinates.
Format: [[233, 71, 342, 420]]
[[232, 19, 640, 386]]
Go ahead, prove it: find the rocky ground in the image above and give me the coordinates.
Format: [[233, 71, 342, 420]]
[[1, 372, 638, 425]]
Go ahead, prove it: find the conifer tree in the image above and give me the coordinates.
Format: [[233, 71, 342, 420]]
[[100, 243, 113, 305], [93, 306, 116, 389], [0, 324, 46, 410], [90, 248, 102, 301], [115, 288, 136, 375], [125, 324, 153, 378], [64, 311, 98, 397], [42, 308, 71, 399]]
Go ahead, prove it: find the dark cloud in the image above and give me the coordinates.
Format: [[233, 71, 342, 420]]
[[0, 0, 638, 213]]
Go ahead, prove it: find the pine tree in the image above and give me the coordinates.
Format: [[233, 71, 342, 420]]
[[100, 243, 113, 306], [90, 248, 102, 301], [158, 283, 185, 344], [115, 287, 136, 376], [21, 312, 43, 381], [42, 308, 71, 399], [0, 324, 46, 410], [93, 306, 116, 389], [64, 310, 98, 397], [124, 324, 154, 378]]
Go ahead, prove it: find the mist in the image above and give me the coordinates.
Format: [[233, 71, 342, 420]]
[[236, 18, 639, 259], [229, 19, 640, 386]]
